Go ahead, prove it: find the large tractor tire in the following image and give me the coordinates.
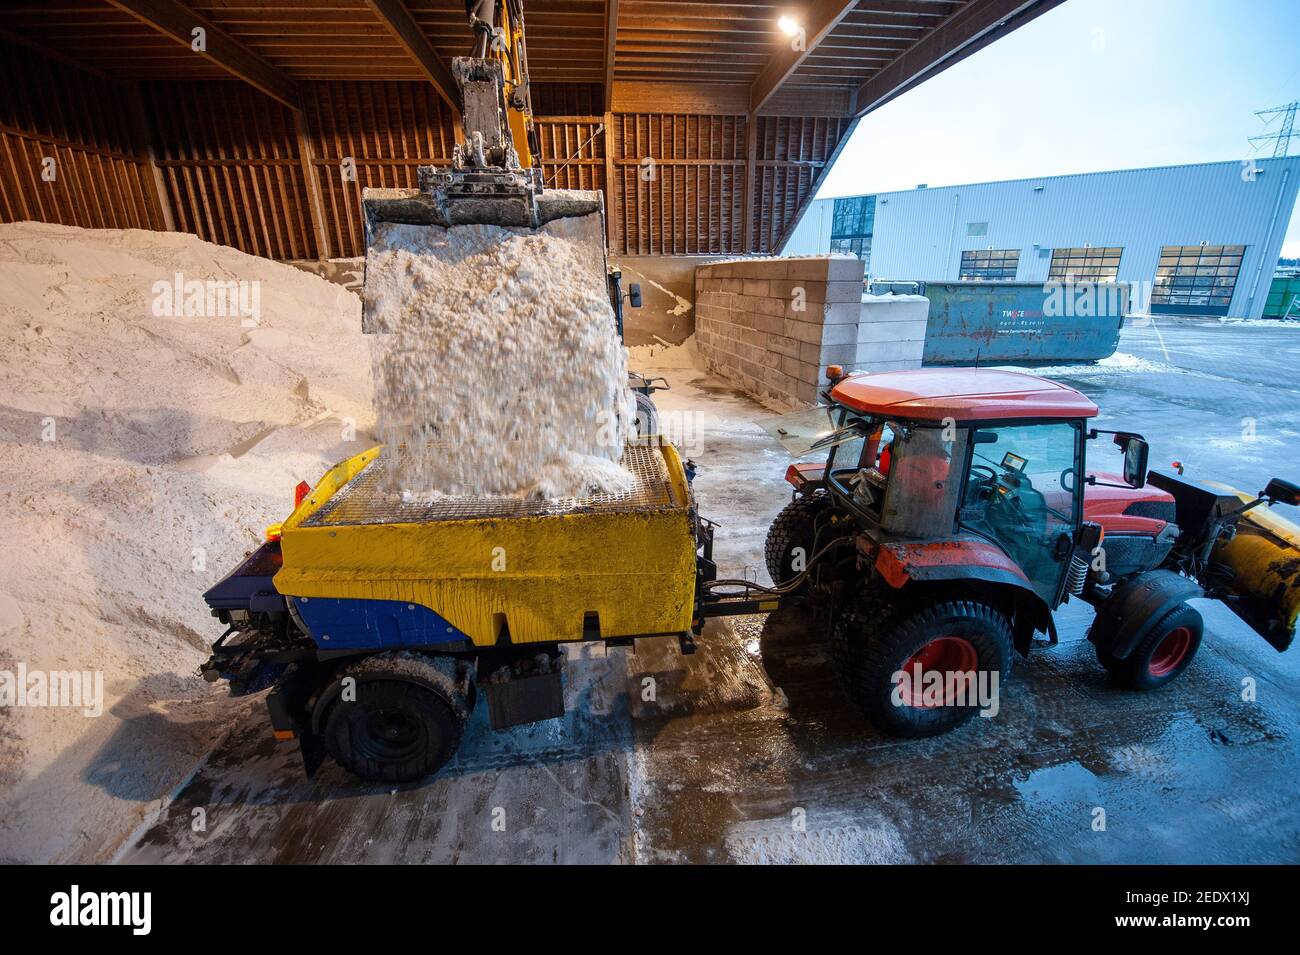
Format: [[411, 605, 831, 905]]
[[1096, 602, 1202, 690], [832, 595, 1013, 738], [764, 493, 831, 586], [320, 652, 470, 783]]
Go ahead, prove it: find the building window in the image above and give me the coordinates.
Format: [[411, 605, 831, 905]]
[[830, 236, 870, 258], [1048, 247, 1123, 282], [967, 222, 988, 236], [830, 195, 875, 266], [1151, 245, 1245, 316], [960, 249, 1020, 280]]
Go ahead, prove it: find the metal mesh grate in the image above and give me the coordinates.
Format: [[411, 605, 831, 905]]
[[302, 444, 677, 527]]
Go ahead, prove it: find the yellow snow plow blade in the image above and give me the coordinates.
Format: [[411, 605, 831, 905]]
[[1210, 485, 1300, 651]]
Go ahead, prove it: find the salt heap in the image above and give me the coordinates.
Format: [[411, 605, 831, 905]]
[[363, 215, 636, 499]]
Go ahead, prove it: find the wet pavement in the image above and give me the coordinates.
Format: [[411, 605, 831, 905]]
[[119, 318, 1300, 864]]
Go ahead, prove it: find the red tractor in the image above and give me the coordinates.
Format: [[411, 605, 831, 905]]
[[762, 367, 1300, 737]]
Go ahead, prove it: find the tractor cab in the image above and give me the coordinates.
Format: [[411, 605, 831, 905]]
[[780, 367, 1145, 611]]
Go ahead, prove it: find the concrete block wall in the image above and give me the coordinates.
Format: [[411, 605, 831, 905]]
[[857, 295, 929, 373], [694, 256, 867, 406]]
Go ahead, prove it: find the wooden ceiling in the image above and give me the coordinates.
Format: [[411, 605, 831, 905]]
[[1, 0, 1063, 117]]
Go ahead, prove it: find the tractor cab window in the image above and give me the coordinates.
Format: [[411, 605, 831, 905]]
[[960, 422, 1082, 602], [827, 413, 893, 512]]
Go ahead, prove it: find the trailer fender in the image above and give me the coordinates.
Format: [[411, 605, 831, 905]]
[[310, 651, 475, 735], [1088, 569, 1204, 661]]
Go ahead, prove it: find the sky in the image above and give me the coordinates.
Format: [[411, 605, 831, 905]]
[[817, 0, 1300, 257]]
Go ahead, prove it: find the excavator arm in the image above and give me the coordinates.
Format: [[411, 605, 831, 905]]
[[361, 0, 590, 232]]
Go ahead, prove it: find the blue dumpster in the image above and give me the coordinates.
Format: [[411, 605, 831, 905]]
[[875, 281, 1128, 366]]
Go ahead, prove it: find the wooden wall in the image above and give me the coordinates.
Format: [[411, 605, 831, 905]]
[[304, 82, 457, 258], [0, 38, 851, 260], [142, 83, 317, 259], [750, 115, 851, 254], [0, 41, 165, 231], [611, 113, 747, 256]]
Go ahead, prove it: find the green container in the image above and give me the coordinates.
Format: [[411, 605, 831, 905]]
[[1263, 275, 1300, 319]]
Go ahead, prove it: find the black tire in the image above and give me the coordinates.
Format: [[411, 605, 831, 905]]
[[322, 676, 464, 783], [1101, 603, 1202, 690], [633, 391, 659, 438], [832, 596, 1013, 738], [764, 494, 831, 586]]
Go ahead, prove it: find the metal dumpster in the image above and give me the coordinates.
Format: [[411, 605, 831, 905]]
[[906, 280, 1129, 365], [1263, 274, 1300, 319]]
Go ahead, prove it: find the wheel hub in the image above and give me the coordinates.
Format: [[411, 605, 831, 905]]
[[1148, 626, 1192, 677], [899, 636, 980, 708]]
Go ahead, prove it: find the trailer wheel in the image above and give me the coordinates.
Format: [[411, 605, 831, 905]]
[[832, 597, 1012, 738], [320, 654, 469, 783], [1099, 603, 1202, 690], [633, 391, 659, 438], [764, 493, 831, 587]]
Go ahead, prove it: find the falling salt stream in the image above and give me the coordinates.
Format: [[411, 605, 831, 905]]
[[363, 220, 637, 500]]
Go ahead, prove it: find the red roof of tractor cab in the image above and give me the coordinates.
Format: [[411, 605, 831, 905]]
[[830, 368, 1098, 422]]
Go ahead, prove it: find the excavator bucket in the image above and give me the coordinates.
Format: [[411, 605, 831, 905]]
[[357, 47, 607, 332], [359, 182, 607, 334]]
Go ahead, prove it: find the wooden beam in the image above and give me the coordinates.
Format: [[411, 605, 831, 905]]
[[773, 115, 858, 254], [853, 0, 1065, 116], [603, 111, 619, 251], [741, 113, 757, 253], [749, 0, 859, 114], [292, 111, 331, 259], [104, 0, 301, 111], [603, 0, 619, 113], [0, 27, 114, 82], [363, 0, 460, 113], [124, 83, 176, 231]]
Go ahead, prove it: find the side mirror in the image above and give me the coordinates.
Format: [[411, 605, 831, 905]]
[[1264, 477, 1300, 506], [1116, 434, 1149, 488], [627, 283, 643, 308]]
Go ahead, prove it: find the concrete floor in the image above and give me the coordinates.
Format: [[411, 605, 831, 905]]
[[119, 318, 1300, 864]]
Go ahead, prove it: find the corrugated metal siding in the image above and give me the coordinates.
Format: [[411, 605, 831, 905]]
[[788, 159, 1300, 319]]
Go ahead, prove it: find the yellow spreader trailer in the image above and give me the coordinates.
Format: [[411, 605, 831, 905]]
[[201, 438, 715, 781]]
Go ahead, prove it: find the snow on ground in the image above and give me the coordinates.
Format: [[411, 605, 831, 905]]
[[995, 351, 1177, 378], [0, 222, 373, 862]]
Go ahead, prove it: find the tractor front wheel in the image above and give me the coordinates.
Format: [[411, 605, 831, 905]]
[[1098, 603, 1202, 690], [832, 597, 1013, 738]]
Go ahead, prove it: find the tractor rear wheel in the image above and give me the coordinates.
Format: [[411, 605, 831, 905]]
[[1098, 602, 1202, 690], [832, 596, 1013, 738], [320, 653, 469, 783], [764, 493, 831, 587]]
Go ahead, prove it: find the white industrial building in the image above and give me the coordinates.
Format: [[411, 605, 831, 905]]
[[784, 158, 1300, 320]]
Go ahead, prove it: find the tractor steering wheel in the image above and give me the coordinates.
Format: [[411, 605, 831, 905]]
[[967, 464, 1000, 505]]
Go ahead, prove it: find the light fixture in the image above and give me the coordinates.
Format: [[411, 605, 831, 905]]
[[778, 15, 801, 36]]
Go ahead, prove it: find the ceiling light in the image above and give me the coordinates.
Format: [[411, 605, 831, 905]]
[[778, 16, 801, 37]]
